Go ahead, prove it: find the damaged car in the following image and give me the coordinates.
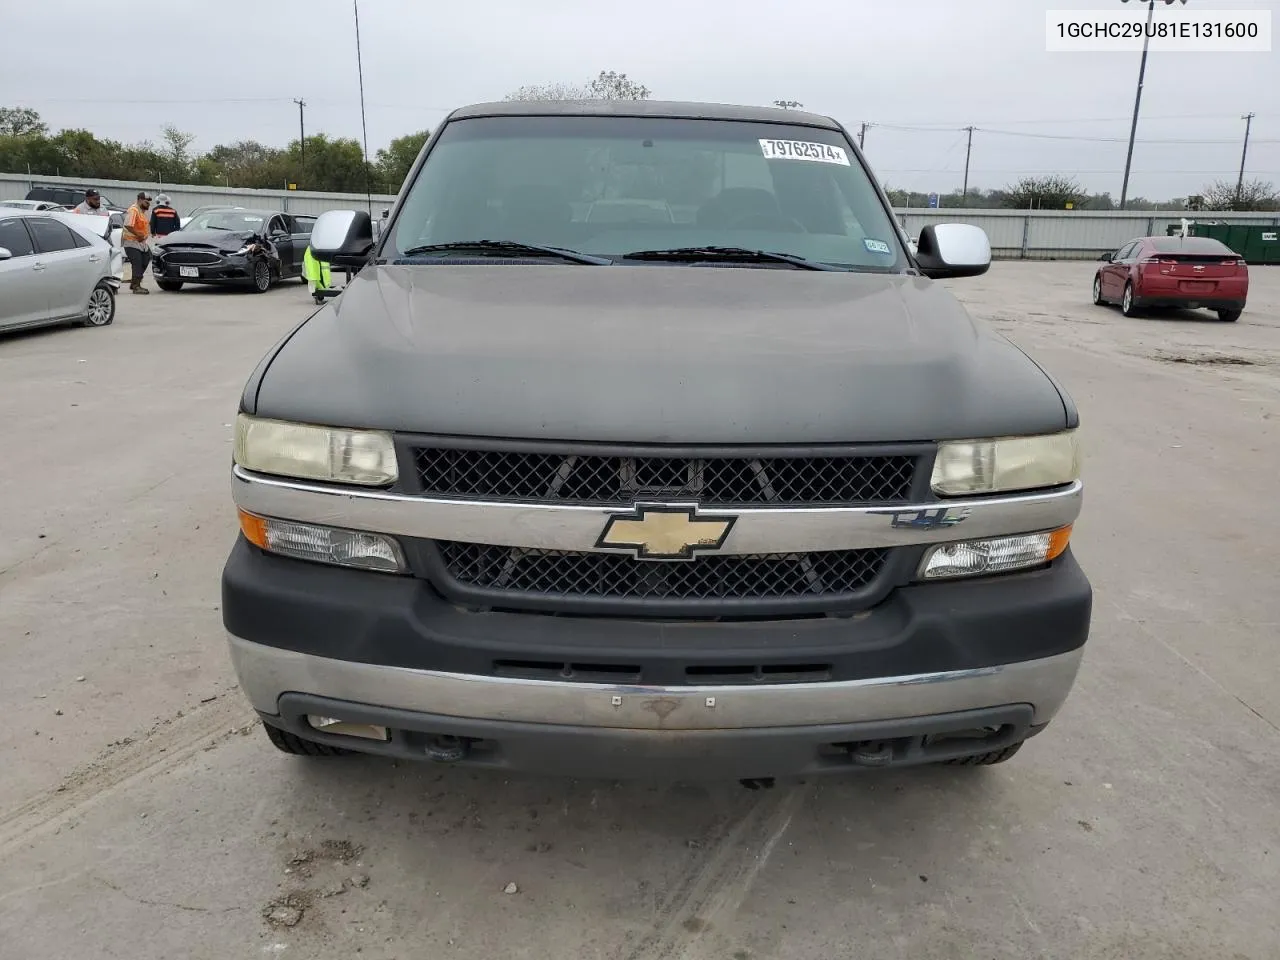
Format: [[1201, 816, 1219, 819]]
[[153, 209, 310, 293]]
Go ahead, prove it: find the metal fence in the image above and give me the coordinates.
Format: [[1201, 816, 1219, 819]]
[[897, 208, 1280, 260], [5, 172, 1278, 260], [0, 172, 397, 218]]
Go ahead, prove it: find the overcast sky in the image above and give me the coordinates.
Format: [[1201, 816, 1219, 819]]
[[4, 0, 1276, 199]]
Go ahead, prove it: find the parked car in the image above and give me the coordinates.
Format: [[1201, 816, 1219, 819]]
[[0, 209, 119, 333], [1, 199, 67, 212], [24, 184, 125, 215], [153, 209, 312, 293], [179, 205, 246, 229], [1093, 235, 1248, 322], [222, 99, 1089, 779]]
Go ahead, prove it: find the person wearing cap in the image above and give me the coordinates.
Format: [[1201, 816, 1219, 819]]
[[149, 194, 181, 237], [71, 189, 109, 216], [122, 191, 153, 294]]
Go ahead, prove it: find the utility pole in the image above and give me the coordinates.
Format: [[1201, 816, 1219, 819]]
[[859, 122, 873, 150], [961, 126, 975, 200], [353, 0, 373, 214], [1236, 111, 1255, 209], [1120, 0, 1182, 209], [293, 98, 307, 170]]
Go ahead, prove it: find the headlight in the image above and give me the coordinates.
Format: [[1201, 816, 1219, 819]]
[[234, 415, 397, 486], [227, 245, 252, 256], [931, 431, 1079, 496]]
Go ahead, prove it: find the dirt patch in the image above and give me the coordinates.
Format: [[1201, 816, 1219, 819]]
[[1153, 352, 1260, 367], [286, 839, 363, 878], [263, 891, 314, 928]]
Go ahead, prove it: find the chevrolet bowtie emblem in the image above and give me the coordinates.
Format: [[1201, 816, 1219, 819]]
[[596, 504, 736, 561]]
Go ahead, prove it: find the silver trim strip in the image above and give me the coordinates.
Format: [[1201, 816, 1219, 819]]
[[232, 466, 1082, 554], [228, 635, 1083, 730]]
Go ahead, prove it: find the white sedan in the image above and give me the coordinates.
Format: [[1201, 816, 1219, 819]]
[[0, 209, 121, 333]]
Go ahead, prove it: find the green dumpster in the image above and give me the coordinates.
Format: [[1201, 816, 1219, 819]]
[[1186, 222, 1280, 265]]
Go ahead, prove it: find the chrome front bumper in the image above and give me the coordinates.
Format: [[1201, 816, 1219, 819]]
[[231, 466, 1083, 555], [229, 634, 1083, 731]]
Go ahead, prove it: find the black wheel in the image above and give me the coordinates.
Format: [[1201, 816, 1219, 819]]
[[942, 741, 1024, 766], [157, 279, 184, 292], [1217, 308, 1241, 322], [1120, 282, 1139, 317], [251, 259, 272, 293], [83, 282, 115, 326], [263, 722, 350, 756], [1091, 274, 1105, 305]]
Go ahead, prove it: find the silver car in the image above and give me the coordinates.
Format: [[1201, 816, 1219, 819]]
[[0, 209, 119, 333]]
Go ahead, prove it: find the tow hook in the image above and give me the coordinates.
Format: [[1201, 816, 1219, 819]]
[[423, 734, 470, 763], [848, 741, 895, 766]]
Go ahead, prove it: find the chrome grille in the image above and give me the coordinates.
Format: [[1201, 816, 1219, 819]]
[[436, 541, 888, 601], [161, 250, 221, 265], [413, 449, 915, 505]]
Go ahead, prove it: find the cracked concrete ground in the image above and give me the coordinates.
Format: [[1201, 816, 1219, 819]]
[[1, 263, 1277, 959]]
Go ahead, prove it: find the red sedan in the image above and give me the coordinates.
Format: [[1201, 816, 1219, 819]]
[[1093, 235, 1248, 322]]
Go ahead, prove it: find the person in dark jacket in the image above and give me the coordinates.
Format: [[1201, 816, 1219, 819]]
[[149, 195, 181, 237]]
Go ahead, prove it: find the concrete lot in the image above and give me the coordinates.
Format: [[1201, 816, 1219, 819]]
[[1, 264, 1277, 959]]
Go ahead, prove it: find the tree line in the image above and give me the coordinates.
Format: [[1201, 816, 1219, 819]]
[[0, 106, 427, 195], [3, 86, 1276, 211]]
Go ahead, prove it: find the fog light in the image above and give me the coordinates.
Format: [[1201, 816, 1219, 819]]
[[239, 510, 406, 573], [920, 526, 1072, 580], [307, 716, 390, 741]]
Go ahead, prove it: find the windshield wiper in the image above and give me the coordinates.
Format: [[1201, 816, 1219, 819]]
[[621, 246, 841, 271], [398, 240, 611, 265]]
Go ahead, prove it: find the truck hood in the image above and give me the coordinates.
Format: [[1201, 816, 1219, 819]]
[[252, 264, 1069, 444]]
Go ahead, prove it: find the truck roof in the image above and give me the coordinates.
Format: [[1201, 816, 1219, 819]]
[[450, 99, 841, 129]]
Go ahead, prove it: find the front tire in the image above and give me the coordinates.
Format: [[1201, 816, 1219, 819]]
[[1121, 282, 1139, 317], [1217, 308, 1241, 322], [83, 283, 115, 326], [251, 259, 272, 293], [1092, 274, 1105, 305], [157, 280, 183, 292], [263, 722, 349, 757]]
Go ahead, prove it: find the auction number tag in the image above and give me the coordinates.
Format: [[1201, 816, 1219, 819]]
[[759, 139, 850, 166]]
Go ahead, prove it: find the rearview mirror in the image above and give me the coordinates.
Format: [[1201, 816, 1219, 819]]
[[0, 246, 11, 261], [310, 210, 374, 266], [914, 223, 991, 279]]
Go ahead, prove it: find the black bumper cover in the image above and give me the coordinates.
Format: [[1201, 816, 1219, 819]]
[[222, 538, 1091, 684]]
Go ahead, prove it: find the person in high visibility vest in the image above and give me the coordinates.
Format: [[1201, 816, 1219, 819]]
[[303, 245, 333, 303]]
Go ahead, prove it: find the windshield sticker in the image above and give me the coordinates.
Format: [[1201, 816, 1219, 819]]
[[863, 238, 893, 255], [759, 139, 850, 166]]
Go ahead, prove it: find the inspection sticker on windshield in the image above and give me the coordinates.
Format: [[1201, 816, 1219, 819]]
[[759, 139, 850, 165], [863, 238, 893, 255]]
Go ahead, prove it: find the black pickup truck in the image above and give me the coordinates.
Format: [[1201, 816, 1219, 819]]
[[222, 100, 1089, 780]]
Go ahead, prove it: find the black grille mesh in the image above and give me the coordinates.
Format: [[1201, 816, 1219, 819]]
[[437, 542, 888, 601], [414, 450, 914, 505], [160, 250, 221, 265]]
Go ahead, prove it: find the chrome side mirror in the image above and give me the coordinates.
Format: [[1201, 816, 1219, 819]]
[[914, 223, 992, 279], [310, 210, 374, 266]]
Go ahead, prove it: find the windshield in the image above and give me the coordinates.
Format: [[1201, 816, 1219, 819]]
[[186, 211, 266, 232], [386, 116, 905, 271]]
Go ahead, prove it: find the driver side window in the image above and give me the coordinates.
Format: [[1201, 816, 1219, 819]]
[[1114, 241, 1138, 262]]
